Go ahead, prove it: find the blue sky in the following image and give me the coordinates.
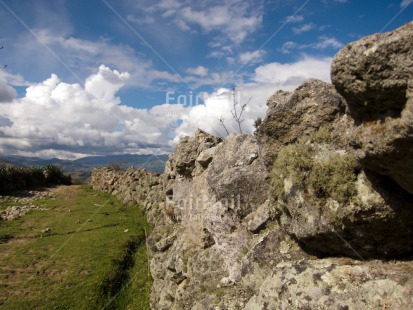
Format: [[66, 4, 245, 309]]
[[0, 0, 412, 159]]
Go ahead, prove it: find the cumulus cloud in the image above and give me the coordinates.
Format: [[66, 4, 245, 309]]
[[0, 66, 186, 158], [0, 80, 17, 102], [252, 56, 332, 86], [0, 56, 333, 158], [175, 56, 332, 139], [0, 69, 31, 103]]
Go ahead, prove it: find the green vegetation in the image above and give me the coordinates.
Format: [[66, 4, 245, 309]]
[[307, 153, 358, 202], [0, 165, 71, 194], [270, 129, 359, 203], [270, 140, 314, 200], [0, 185, 152, 309]]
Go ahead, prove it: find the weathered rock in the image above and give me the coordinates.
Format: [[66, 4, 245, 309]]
[[206, 133, 269, 218], [332, 22, 413, 194], [257, 79, 347, 168], [165, 129, 221, 178], [243, 199, 271, 233], [246, 258, 413, 309], [271, 132, 413, 258], [332, 21, 413, 120]]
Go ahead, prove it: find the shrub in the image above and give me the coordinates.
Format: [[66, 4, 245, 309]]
[[107, 162, 125, 172], [0, 164, 71, 193]]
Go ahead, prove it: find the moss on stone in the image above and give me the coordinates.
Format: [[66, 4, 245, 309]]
[[270, 141, 313, 200], [270, 127, 359, 204], [308, 153, 358, 202], [312, 123, 335, 144]]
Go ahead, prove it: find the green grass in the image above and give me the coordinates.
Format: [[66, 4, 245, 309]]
[[0, 185, 152, 309]]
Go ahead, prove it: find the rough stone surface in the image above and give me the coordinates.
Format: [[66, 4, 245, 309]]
[[206, 133, 269, 218], [331, 21, 413, 120], [245, 258, 413, 310], [165, 129, 221, 178], [89, 22, 413, 310], [332, 21, 413, 194], [257, 79, 348, 168]]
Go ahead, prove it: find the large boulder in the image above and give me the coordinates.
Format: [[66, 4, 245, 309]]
[[331, 22, 413, 194], [270, 133, 413, 258], [331, 21, 413, 120], [257, 79, 347, 168]]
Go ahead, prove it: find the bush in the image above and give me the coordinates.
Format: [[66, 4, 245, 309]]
[[107, 162, 126, 172], [0, 164, 71, 193]]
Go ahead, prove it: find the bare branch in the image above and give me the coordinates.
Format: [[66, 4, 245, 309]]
[[219, 116, 230, 135], [212, 128, 224, 140], [216, 88, 252, 136]]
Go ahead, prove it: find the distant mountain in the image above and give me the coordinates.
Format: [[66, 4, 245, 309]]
[[1, 154, 169, 182], [0, 158, 23, 167]]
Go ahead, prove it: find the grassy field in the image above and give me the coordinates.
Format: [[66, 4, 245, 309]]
[[0, 185, 152, 309]]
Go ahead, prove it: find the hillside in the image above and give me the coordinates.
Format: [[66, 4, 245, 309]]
[[0, 158, 22, 168], [1, 154, 169, 182]]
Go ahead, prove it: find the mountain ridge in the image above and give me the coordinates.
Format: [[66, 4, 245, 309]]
[[1, 154, 169, 182]]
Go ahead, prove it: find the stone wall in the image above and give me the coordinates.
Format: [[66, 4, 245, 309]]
[[91, 22, 413, 309]]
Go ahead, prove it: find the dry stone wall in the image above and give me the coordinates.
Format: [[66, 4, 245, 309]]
[[91, 22, 413, 309]]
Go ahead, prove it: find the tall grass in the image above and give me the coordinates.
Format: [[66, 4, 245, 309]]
[[0, 164, 71, 193]]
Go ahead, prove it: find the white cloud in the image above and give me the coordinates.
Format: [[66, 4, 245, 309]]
[[239, 50, 266, 64], [186, 66, 209, 77], [0, 55, 334, 158], [285, 15, 304, 23], [401, 0, 413, 7], [175, 56, 333, 139], [280, 36, 344, 53], [280, 41, 298, 54], [0, 80, 17, 102], [313, 36, 344, 49], [0, 66, 187, 158], [0, 69, 31, 103], [18, 28, 182, 89], [292, 23, 316, 34], [252, 56, 332, 87], [85, 65, 130, 100], [179, 2, 262, 43], [133, 0, 263, 44], [184, 70, 239, 88]]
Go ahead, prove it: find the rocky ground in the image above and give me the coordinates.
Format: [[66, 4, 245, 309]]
[[91, 22, 413, 309], [0, 188, 58, 221]]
